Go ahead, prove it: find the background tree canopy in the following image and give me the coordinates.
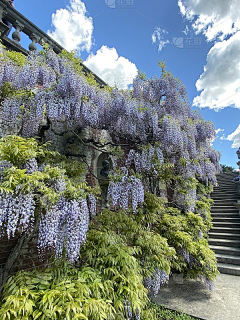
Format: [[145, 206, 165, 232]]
[[220, 164, 236, 173]]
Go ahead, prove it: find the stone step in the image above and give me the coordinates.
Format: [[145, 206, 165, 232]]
[[215, 177, 236, 180], [214, 180, 236, 184], [215, 254, 240, 265], [210, 173, 240, 276], [211, 207, 239, 213], [212, 203, 238, 206], [216, 178, 237, 182], [211, 206, 239, 211], [213, 190, 237, 193], [212, 195, 238, 198], [212, 186, 237, 189], [211, 227, 240, 234], [213, 186, 237, 191], [214, 183, 236, 186], [208, 232, 240, 240], [210, 245, 240, 256], [209, 238, 240, 248], [214, 187, 237, 191], [211, 195, 239, 200], [211, 192, 239, 197], [215, 180, 236, 185], [212, 200, 238, 205], [217, 263, 240, 276], [211, 210, 239, 214], [212, 218, 240, 223], [217, 172, 237, 175], [215, 179, 236, 183], [211, 196, 240, 205], [213, 192, 237, 196], [212, 185, 237, 189], [211, 213, 239, 218], [213, 183, 237, 192], [211, 203, 238, 207], [217, 174, 237, 180]]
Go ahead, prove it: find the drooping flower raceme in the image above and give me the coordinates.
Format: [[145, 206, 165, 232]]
[[143, 269, 169, 296], [38, 196, 89, 262], [107, 168, 144, 212], [0, 192, 35, 239]]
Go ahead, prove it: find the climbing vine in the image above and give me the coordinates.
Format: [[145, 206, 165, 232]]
[[0, 45, 221, 319]]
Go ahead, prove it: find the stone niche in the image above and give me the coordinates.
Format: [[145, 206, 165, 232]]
[[97, 153, 112, 209], [47, 127, 114, 210]]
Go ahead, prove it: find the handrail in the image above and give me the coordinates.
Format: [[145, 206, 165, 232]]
[[0, 0, 107, 87]]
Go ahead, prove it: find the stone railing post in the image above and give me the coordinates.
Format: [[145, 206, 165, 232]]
[[29, 33, 39, 52], [12, 20, 24, 42]]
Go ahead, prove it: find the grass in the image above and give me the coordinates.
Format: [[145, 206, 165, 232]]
[[149, 302, 202, 320]]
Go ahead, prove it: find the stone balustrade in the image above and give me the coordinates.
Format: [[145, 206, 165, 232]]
[[0, 0, 106, 87]]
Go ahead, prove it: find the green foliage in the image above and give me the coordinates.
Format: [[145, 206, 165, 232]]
[[88, 195, 175, 278], [0, 135, 96, 205], [220, 164, 236, 173], [0, 136, 56, 167], [0, 264, 117, 320], [0, 82, 16, 98], [85, 72, 100, 87], [137, 70, 147, 80], [157, 60, 166, 73], [82, 230, 147, 313], [59, 49, 83, 75], [4, 50, 26, 66], [196, 182, 213, 199], [155, 208, 218, 279]]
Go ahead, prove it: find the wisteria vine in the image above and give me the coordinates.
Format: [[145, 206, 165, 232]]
[[0, 47, 222, 274]]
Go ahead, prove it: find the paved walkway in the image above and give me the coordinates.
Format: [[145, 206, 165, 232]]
[[152, 274, 240, 320]]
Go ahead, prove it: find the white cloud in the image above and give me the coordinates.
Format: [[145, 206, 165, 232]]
[[178, 0, 240, 41], [47, 0, 93, 52], [213, 128, 225, 144], [193, 31, 240, 110], [220, 135, 227, 141], [152, 27, 169, 51], [183, 25, 189, 35], [211, 128, 224, 145], [216, 128, 224, 135], [84, 46, 138, 89], [227, 125, 240, 148], [178, 1, 240, 111]]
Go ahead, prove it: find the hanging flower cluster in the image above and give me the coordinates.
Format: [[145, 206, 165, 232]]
[[107, 167, 144, 212], [0, 192, 35, 239], [143, 269, 169, 296], [38, 197, 89, 262], [125, 145, 164, 174]]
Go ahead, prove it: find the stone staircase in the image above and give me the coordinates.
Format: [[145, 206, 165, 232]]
[[209, 172, 240, 276]]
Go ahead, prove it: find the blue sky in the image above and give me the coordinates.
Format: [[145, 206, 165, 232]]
[[15, 0, 240, 169]]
